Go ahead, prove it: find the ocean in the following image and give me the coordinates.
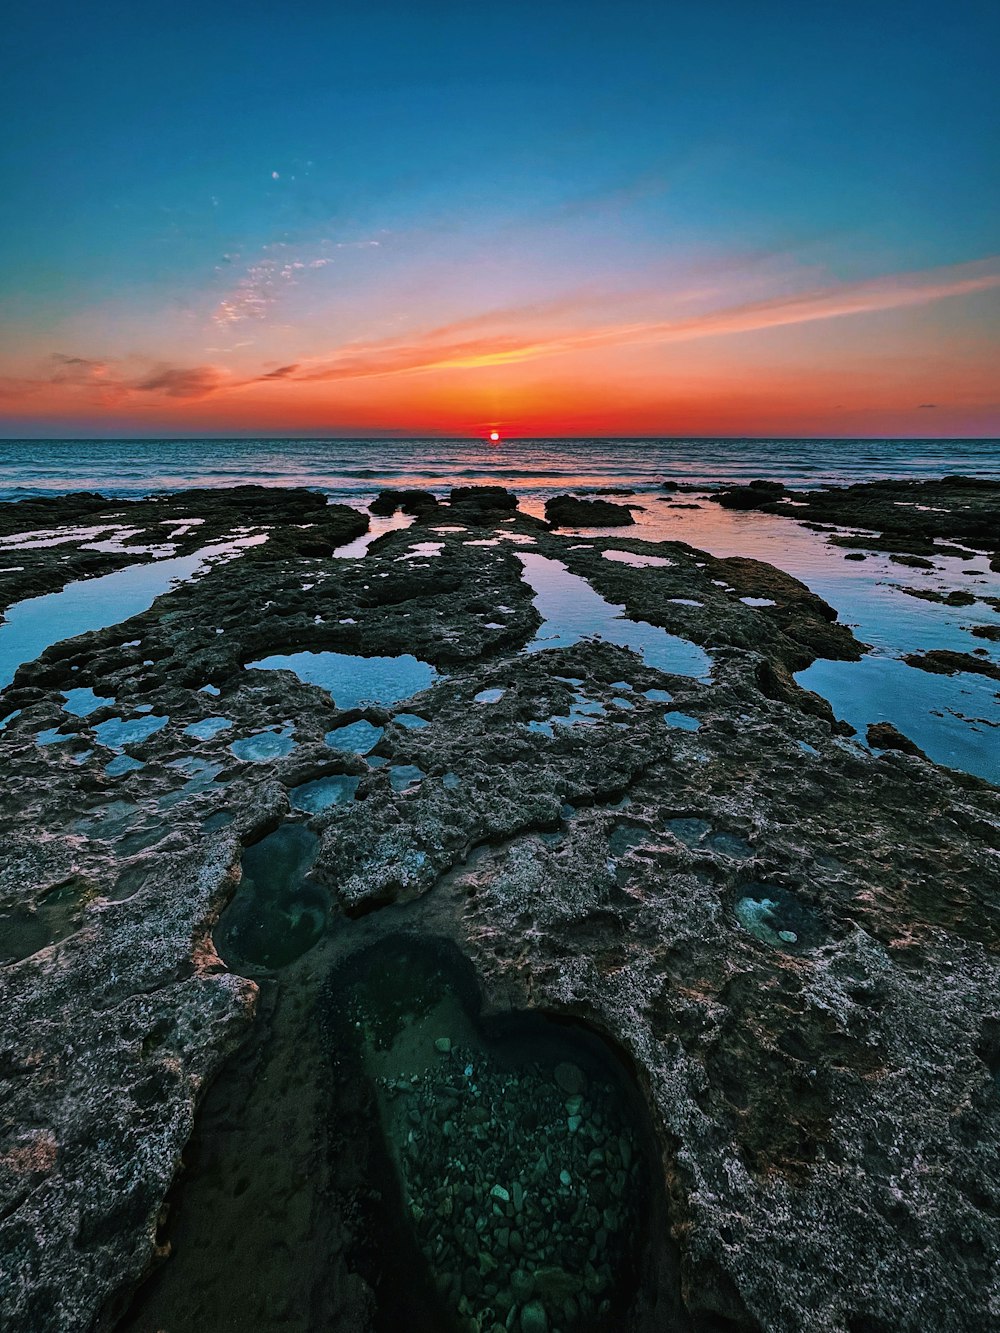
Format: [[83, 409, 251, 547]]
[[0, 436, 998, 502]]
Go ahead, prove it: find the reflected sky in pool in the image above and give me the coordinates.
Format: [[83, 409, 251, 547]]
[[249, 650, 438, 709], [516, 552, 711, 679], [289, 773, 359, 812], [798, 655, 998, 780], [332, 511, 413, 559], [0, 534, 266, 690], [521, 496, 998, 782]]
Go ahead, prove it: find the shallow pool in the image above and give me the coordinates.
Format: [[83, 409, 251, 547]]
[[0, 534, 265, 690], [249, 650, 438, 710], [516, 553, 711, 680], [215, 824, 324, 971], [331, 936, 655, 1333]]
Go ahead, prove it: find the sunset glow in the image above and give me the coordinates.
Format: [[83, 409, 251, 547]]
[[1, 3, 997, 439]]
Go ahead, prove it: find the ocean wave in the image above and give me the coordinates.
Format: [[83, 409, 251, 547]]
[[0, 437, 996, 502]]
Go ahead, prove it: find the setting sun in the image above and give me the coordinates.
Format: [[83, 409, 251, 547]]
[[489, 430, 500, 442]]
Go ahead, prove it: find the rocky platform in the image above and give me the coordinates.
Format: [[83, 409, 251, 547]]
[[0, 485, 368, 616], [709, 476, 1000, 567], [0, 487, 997, 1333]]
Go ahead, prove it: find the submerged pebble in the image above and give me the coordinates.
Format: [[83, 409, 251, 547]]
[[340, 946, 646, 1333]]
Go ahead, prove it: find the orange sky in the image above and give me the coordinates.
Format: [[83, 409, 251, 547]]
[[2, 255, 998, 437]]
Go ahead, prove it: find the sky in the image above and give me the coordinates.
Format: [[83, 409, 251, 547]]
[[1, 0, 997, 438]]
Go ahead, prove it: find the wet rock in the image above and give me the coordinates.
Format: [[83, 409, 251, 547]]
[[449, 486, 519, 513], [1, 482, 998, 1333], [533, 1265, 582, 1302], [553, 1063, 587, 1096], [763, 476, 1000, 556], [519, 1299, 548, 1332], [889, 552, 935, 569], [902, 649, 1000, 681], [713, 482, 784, 511], [544, 496, 634, 527], [510, 1269, 535, 1302], [0, 485, 362, 616], [897, 587, 976, 607], [369, 489, 439, 517], [867, 721, 929, 759]]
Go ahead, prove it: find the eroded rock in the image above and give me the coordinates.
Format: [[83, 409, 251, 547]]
[[0, 486, 996, 1333]]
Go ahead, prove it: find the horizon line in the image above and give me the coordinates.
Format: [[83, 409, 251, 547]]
[[1, 433, 998, 444]]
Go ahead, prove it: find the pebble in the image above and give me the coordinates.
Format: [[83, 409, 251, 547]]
[[553, 1062, 587, 1096], [520, 1300, 548, 1333], [511, 1269, 535, 1302], [371, 1038, 639, 1333]]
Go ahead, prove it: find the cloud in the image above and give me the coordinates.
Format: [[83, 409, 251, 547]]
[[258, 364, 301, 380], [48, 354, 114, 384], [917, 403, 938, 409], [132, 365, 225, 398], [212, 240, 380, 327], [276, 256, 1000, 385], [8, 256, 995, 413], [1, 355, 232, 403]]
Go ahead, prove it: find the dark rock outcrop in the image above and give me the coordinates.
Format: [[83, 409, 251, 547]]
[[713, 480, 786, 510], [764, 476, 1000, 557], [448, 485, 519, 513], [898, 587, 976, 607], [368, 489, 439, 517], [545, 495, 635, 527], [903, 649, 1000, 681], [867, 720, 929, 758]]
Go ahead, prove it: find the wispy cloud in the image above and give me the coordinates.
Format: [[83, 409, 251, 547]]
[[0, 356, 228, 403], [257, 363, 301, 380], [4, 256, 995, 411], [277, 256, 1000, 383], [132, 365, 225, 397], [212, 239, 381, 327]]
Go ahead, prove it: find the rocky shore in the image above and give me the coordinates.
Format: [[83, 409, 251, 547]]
[[0, 486, 368, 617], [0, 482, 997, 1332], [709, 475, 1000, 566]]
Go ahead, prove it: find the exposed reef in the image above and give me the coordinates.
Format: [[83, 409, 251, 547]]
[[1, 484, 998, 1333], [0, 485, 368, 616], [902, 649, 1000, 681], [712, 480, 786, 510], [369, 488, 440, 517], [545, 496, 636, 527], [710, 475, 1000, 563]]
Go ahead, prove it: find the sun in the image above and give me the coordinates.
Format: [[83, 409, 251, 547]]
[[488, 430, 500, 442]]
